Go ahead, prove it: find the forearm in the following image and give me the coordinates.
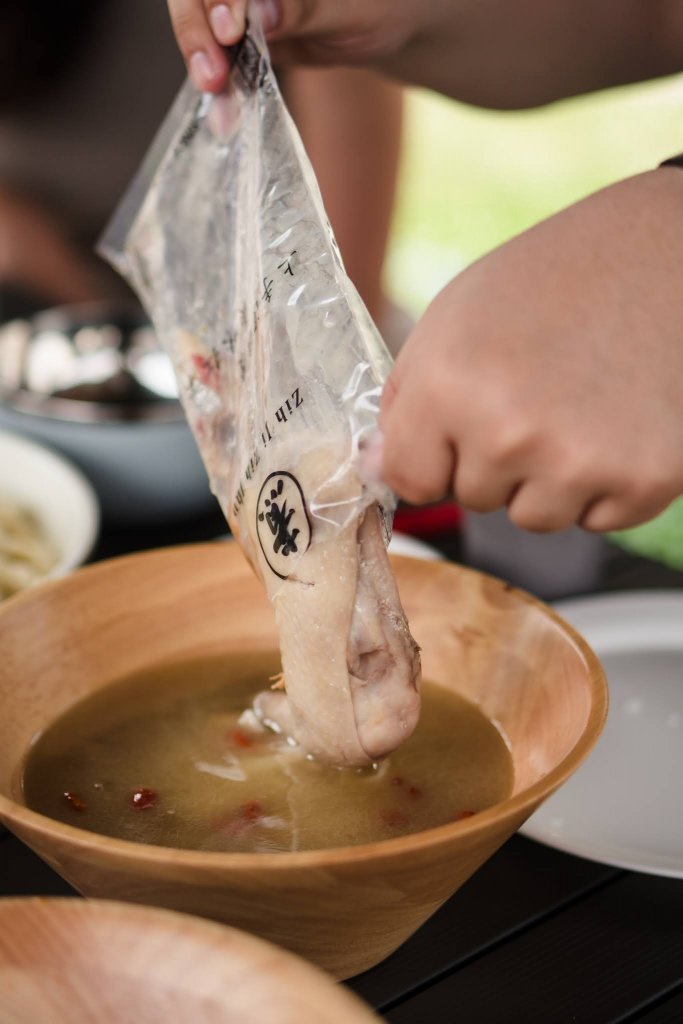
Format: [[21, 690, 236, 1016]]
[[404, 1, 676, 106], [272, 0, 683, 109], [169, 0, 683, 107]]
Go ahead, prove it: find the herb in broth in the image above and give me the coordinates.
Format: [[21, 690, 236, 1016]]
[[23, 654, 513, 852]]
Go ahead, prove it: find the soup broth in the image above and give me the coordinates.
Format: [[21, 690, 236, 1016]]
[[23, 654, 513, 852]]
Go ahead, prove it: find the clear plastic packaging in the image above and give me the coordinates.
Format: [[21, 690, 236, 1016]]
[[99, 21, 421, 766], [100, 25, 394, 584]]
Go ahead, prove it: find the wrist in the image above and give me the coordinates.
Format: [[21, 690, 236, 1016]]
[[272, 0, 420, 63]]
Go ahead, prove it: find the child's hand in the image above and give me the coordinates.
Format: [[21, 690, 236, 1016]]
[[379, 169, 683, 533]]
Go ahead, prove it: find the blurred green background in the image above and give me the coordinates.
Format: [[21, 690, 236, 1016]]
[[386, 74, 683, 566]]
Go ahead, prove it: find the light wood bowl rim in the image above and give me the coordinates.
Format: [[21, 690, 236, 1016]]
[[0, 894, 336, 960], [0, 543, 608, 869], [0, 896, 377, 1019]]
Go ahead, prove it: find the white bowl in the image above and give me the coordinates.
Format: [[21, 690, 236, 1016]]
[[0, 429, 99, 584]]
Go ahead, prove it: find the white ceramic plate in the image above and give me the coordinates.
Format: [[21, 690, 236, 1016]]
[[388, 532, 444, 562], [0, 429, 100, 583], [520, 591, 683, 878]]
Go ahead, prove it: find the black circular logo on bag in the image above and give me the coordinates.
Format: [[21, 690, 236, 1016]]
[[256, 471, 312, 580]]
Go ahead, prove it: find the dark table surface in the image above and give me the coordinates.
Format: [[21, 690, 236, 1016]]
[[2, 508, 682, 1024]]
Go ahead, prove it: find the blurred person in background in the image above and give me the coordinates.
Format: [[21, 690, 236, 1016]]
[[169, 0, 683, 536], [0, 0, 403, 348]]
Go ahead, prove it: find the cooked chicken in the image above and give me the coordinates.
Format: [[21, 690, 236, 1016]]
[[243, 445, 421, 766], [176, 332, 421, 767]]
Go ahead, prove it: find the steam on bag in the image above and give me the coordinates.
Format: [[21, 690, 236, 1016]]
[[100, 24, 421, 767]]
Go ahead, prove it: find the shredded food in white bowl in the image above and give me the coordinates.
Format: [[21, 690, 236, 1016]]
[[0, 430, 99, 601], [0, 496, 58, 599]]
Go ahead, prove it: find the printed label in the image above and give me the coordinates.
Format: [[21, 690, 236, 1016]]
[[256, 471, 311, 579]]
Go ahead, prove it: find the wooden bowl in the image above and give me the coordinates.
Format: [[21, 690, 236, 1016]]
[[0, 898, 378, 1022], [0, 544, 607, 979]]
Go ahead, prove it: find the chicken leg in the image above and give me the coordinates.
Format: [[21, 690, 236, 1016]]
[[244, 443, 421, 766]]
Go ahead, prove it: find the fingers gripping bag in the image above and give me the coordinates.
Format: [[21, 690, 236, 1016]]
[[100, 21, 420, 767]]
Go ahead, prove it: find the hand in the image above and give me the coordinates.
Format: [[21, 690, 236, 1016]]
[[378, 169, 683, 533], [167, 0, 683, 108], [167, 0, 419, 93]]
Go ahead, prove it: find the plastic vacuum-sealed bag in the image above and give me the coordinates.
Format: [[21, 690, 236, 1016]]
[[100, 22, 420, 766]]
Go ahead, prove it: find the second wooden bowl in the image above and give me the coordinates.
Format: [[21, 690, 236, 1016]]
[[0, 897, 377, 1022]]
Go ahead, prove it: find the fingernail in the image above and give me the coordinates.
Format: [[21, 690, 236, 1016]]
[[190, 51, 217, 91], [210, 4, 239, 44], [254, 0, 280, 33]]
